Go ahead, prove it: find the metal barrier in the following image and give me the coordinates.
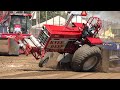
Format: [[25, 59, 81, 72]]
[[0, 26, 8, 33], [103, 42, 120, 56]]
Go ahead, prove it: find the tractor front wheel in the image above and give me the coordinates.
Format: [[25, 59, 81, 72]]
[[71, 45, 102, 72]]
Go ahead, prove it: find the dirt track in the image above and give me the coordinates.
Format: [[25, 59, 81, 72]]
[[0, 54, 120, 79]]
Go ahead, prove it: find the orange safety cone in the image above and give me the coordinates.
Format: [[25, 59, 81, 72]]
[[81, 11, 87, 16]]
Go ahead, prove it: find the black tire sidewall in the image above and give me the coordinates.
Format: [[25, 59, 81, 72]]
[[80, 53, 102, 72], [71, 46, 102, 72]]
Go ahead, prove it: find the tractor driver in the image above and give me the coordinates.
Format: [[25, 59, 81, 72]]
[[13, 18, 22, 34], [88, 23, 100, 36], [82, 23, 99, 38], [14, 17, 21, 24], [81, 23, 89, 38]]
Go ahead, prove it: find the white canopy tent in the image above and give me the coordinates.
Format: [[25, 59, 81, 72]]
[[71, 16, 87, 23], [32, 16, 66, 28], [67, 11, 88, 24]]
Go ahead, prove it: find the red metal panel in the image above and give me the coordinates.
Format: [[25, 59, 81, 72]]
[[44, 24, 82, 35], [86, 37, 103, 44], [0, 33, 31, 39], [72, 23, 83, 27]]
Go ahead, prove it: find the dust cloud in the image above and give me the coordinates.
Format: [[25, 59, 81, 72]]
[[88, 11, 120, 24], [69, 11, 120, 24]]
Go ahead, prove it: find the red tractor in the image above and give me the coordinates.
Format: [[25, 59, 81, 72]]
[[14, 12, 103, 72], [0, 11, 32, 55]]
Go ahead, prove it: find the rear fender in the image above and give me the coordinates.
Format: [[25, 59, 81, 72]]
[[86, 37, 103, 45]]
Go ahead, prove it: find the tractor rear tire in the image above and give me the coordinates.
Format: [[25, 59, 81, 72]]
[[71, 45, 102, 72]]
